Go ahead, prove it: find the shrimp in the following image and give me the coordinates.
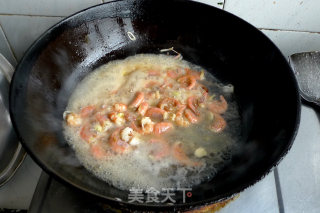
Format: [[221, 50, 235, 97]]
[[137, 102, 149, 116], [80, 105, 95, 118], [153, 122, 173, 135], [167, 68, 184, 79], [148, 138, 170, 160], [113, 103, 127, 112], [95, 112, 109, 126], [65, 112, 82, 126], [80, 123, 96, 143], [148, 69, 160, 76], [187, 96, 199, 115], [108, 128, 130, 154], [130, 92, 144, 108], [210, 113, 227, 133], [158, 97, 180, 111], [198, 84, 208, 103], [177, 75, 197, 90], [175, 115, 190, 127], [207, 95, 228, 114], [184, 109, 199, 124], [145, 107, 166, 121], [185, 68, 201, 80], [90, 144, 109, 159], [172, 142, 201, 166]]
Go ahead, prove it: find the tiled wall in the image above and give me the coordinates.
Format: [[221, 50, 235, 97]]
[[0, 0, 320, 212]]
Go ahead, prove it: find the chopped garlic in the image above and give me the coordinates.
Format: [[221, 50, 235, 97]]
[[121, 127, 134, 142], [93, 123, 103, 132], [194, 147, 207, 158]]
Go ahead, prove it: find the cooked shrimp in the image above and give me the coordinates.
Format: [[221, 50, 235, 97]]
[[137, 102, 149, 116], [153, 122, 173, 135], [141, 117, 154, 134], [130, 92, 144, 108], [158, 97, 180, 111], [187, 96, 199, 115], [95, 112, 109, 126], [172, 142, 200, 166], [145, 107, 166, 121], [90, 144, 109, 159], [65, 112, 82, 126], [109, 128, 130, 154], [108, 112, 125, 126], [148, 69, 160, 76], [148, 138, 170, 160], [167, 68, 184, 79], [177, 75, 196, 90], [175, 115, 190, 127], [210, 113, 226, 133], [80, 123, 96, 143], [184, 109, 199, 124], [113, 103, 127, 112], [80, 105, 95, 117], [185, 68, 201, 80], [208, 95, 228, 114]]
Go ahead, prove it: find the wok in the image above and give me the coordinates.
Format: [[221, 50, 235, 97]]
[[9, 0, 300, 211]]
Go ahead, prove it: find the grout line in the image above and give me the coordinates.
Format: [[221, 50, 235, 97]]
[[0, 13, 65, 18], [274, 168, 285, 213], [259, 27, 320, 34], [0, 23, 18, 64], [223, 0, 226, 10]]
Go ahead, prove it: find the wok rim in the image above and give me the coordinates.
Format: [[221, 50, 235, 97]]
[[9, 0, 301, 210]]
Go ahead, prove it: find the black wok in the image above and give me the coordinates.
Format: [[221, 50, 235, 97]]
[[9, 0, 300, 211]]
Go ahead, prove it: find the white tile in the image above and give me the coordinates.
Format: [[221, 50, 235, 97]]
[[261, 30, 320, 59], [0, 25, 16, 66], [192, 0, 224, 9], [225, 0, 320, 32], [0, 155, 42, 209], [277, 106, 320, 213], [219, 172, 279, 213], [0, 15, 62, 60], [0, 0, 101, 17]]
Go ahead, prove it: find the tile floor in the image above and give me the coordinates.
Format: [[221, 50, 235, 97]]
[[0, 0, 319, 212]]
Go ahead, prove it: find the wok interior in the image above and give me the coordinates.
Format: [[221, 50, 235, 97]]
[[10, 0, 299, 208]]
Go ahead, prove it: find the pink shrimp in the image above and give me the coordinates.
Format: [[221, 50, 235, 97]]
[[187, 96, 199, 115], [167, 68, 184, 79], [198, 84, 208, 103], [80, 105, 95, 118], [153, 122, 173, 135], [172, 142, 200, 166], [108, 128, 130, 154], [208, 95, 228, 114], [148, 138, 170, 160], [130, 92, 144, 108], [184, 109, 199, 124], [137, 102, 149, 116], [90, 144, 109, 159], [185, 68, 201, 80], [80, 123, 96, 143], [95, 112, 109, 126], [148, 69, 160, 76], [158, 97, 181, 111], [177, 75, 197, 90], [145, 107, 166, 120], [210, 113, 227, 133], [113, 103, 127, 112]]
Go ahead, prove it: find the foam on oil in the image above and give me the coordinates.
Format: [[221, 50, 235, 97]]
[[64, 54, 241, 191]]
